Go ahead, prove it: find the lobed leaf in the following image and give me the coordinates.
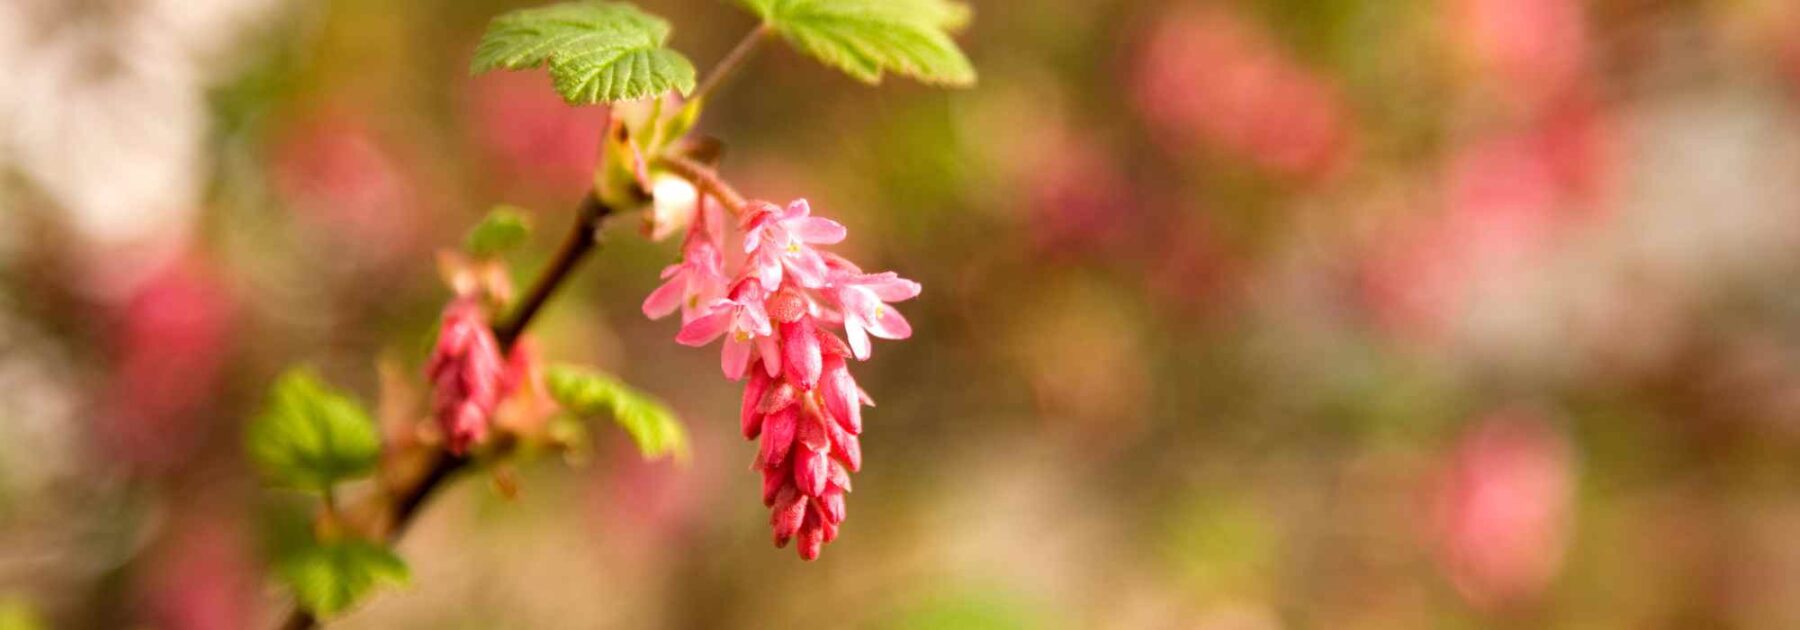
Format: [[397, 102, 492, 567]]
[[246, 368, 381, 493], [546, 364, 689, 461], [736, 0, 977, 86], [472, 1, 696, 104], [279, 539, 410, 617]]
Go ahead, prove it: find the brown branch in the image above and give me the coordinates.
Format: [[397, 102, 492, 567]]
[[496, 193, 612, 350]]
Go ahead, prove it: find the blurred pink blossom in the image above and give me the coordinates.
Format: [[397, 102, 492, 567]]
[[1133, 5, 1351, 180], [270, 111, 427, 262], [1024, 134, 1136, 256], [141, 512, 257, 630], [1145, 211, 1236, 315], [1358, 102, 1612, 341], [468, 70, 607, 199], [1431, 409, 1574, 611], [98, 255, 237, 471], [587, 436, 716, 566], [1449, 0, 1591, 106]]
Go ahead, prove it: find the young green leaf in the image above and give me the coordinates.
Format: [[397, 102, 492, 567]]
[[278, 539, 410, 617], [472, 1, 696, 104], [465, 205, 533, 257], [246, 368, 382, 493], [546, 364, 689, 461], [736, 0, 977, 86]]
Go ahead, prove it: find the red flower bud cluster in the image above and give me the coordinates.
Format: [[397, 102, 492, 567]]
[[426, 298, 507, 454]]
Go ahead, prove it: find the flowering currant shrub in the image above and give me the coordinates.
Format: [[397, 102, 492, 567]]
[[244, 0, 971, 625]]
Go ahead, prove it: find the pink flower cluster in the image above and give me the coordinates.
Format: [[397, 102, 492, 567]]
[[1133, 5, 1350, 180], [427, 298, 507, 454], [1432, 409, 1573, 610], [644, 198, 919, 560]]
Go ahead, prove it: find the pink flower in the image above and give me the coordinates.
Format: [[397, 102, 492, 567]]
[[426, 298, 507, 454], [1132, 5, 1351, 180], [676, 281, 779, 380], [468, 70, 606, 198], [100, 255, 237, 472], [832, 271, 920, 360], [141, 513, 255, 630], [270, 111, 426, 262], [1432, 409, 1574, 610], [644, 195, 911, 559], [641, 238, 728, 324], [743, 199, 846, 290], [1449, 0, 1590, 108]]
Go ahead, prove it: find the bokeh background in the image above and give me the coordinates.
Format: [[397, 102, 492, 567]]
[[5, 0, 1800, 627]]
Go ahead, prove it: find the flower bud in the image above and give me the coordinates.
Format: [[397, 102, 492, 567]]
[[427, 299, 506, 454]]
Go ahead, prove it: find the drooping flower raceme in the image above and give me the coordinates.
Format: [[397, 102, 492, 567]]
[[647, 198, 918, 560]]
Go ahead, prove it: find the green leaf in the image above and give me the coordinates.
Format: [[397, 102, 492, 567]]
[[465, 206, 533, 257], [737, 0, 977, 86], [472, 1, 696, 104], [279, 539, 410, 617], [546, 364, 689, 461], [246, 368, 381, 493]]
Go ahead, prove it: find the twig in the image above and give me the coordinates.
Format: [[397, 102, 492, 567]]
[[496, 194, 612, 350], [688, 26, 768, 107]]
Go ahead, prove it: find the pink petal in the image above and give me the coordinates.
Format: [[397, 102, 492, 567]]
[[783, 249, 830, 288], [820, 252, 862, 276], [741, 370, 772, 439], [865, 306, 912, 340], [721, 336, 753, 380], [795, 448, 829, 497], [839, 285, 881, 320], [771, 487, 807, 543], [844, 320, 872, 361], [817, 488, 846, 524], [827, 461, 852, 492], [761, 460, 789, 506], [863, 273, 922, 302], [796, 407, 830, 451], [641, 275, 686, 319], [759, 407, 798, 468], [797, 516, 824, 560], [793, 217, 847, 244], [675, 308, 732, 346], [752, 250, 784, 290], [783, 198, 811, 220], [756, 335, 783, 377], [782, 319, 823, 388], [826, 419, 861, 472], [740, 301, 773, 336], [815, 328, 852, 357], [758, 382, 800, 414], [743, 226, 763, 253], [820, 355, 862, 434]]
